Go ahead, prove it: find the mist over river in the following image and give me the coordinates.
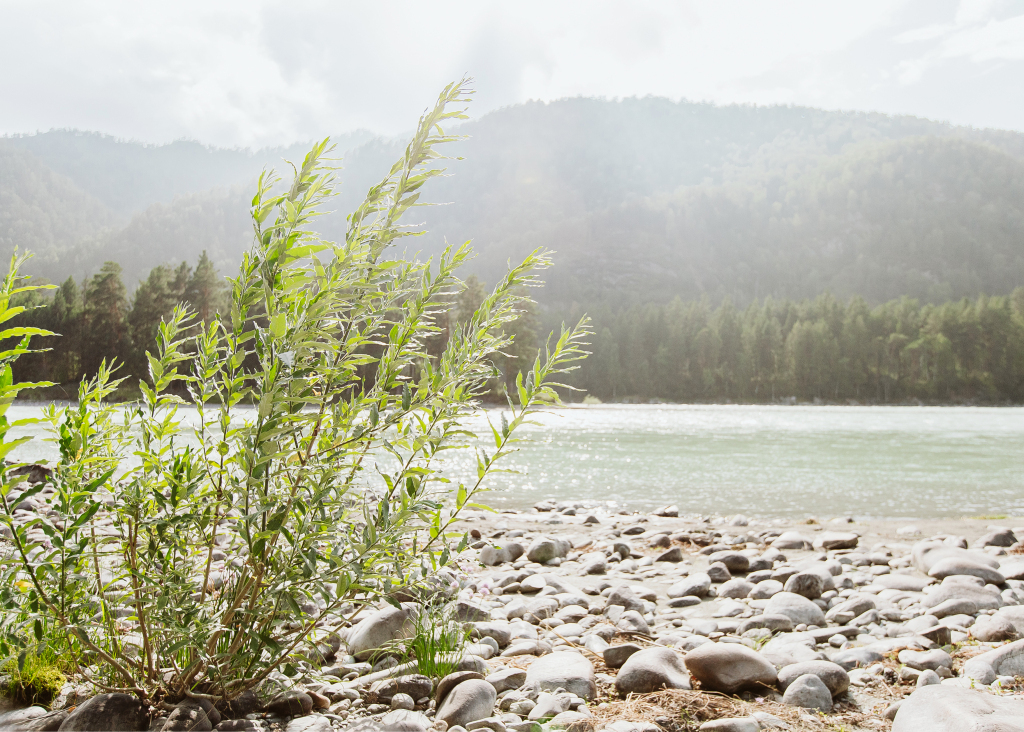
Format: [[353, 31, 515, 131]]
[[7, 404, 1023, 520]]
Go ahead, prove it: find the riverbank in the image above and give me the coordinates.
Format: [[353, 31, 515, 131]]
[[8, 501, 1024, 731]]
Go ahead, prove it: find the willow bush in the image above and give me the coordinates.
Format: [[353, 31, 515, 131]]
[[0, 80, 590, 704]]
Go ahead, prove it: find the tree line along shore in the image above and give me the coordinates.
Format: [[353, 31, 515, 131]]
[[8, 254, 1024, 405]]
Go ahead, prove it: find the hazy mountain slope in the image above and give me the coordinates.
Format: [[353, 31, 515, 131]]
[[0, 145, 116, 274], [1, 129, 375, 218], [4, 97, 1024, 306]]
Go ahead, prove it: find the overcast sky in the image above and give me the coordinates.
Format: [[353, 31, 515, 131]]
[[1, 0, 1022, 148]]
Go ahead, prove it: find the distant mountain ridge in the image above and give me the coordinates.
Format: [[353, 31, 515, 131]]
[[2, 98, 1023, 308]]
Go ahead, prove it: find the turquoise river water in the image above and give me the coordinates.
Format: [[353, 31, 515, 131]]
[[5, 404, 1023, 519]]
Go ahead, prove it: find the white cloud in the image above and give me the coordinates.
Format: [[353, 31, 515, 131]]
[[0, 0, 1021, 146]]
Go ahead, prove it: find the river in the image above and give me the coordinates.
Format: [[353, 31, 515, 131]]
[[6, 404, 1023, 519]]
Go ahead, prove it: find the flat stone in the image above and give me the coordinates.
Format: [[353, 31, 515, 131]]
[[911, 542, 999, 574], [684, 642, 778, 694], [708, 551, 750, 573], [891, 684, 1024, 731], [873, 574, 933, 592], [928, 557, 1005, 585], [748, 580, 784, 599], [656, 547, 684, 563], [737, 614, 793, 634], [763, 591, 826, 626], [772, 532, 813, 550], [814, 532, 858, 551], [615, 647, 691, 694], [928, 598, 977, 618], [524, 651, 596, 700], [972, 615, 1018, 642], [284, 717, 331, 732], [832, 647, 884, 670], [480, 542, 525, 566], [668, 573, 711, 598], [698, 719, 759, 732], [782, 673, 832, 712], [898, 649, 952, 672], [486, 668, 527, 694]]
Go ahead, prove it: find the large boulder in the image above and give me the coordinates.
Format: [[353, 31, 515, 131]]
[[525, 651, 596, 700], [434, 679, 496, 729], [58, 693, 149, 731], [962, 638, 1024, 685], [684, 643, 778, 694], [615, 647, 691, 694], [763, 592, 826, 626], [347, 604, 418, 660], [892, 684, 1024, 731]]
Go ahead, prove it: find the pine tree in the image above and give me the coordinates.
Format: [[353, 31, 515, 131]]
[[82, 262, 129, 377]]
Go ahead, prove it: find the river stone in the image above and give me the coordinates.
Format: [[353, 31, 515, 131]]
[[58, 693, 149, 731], [922, 575, 1004, 610], [976, 528, 1017, 548], [928, 597, 977, 618], [873, 574, 933, 592], [826, 595, 876, 622], [347, 603, 417, 660], [603, 643, 643, 669], [370, 674, 434, 703], [436, 671, 486, 705], [783, 571, 824, 599], [737, 614, 793, 634], [0, 708, 64, 732], [615, 647, 691, 694], [832, 647, 884, 670], [486, 668, 527, 694], [657, 546, 684, 563], [684, 642, 778, 694], [748, 580, 784, 599], [1000, 562, 1024, 581], [777, 661, 849, 696], [772, 532, 812, 550], [163, 699, 220, 731], [378, 710, 431, 732], [763, 592, 826, 626], [719, 579, 755, 599], [616, 610, 651, 635], [526, 537, 570, 564], [898, 649, 952, 672], [707, 562, 732, 583], [992, 606, 1024, 634], [892, 684, 1024, 731], [928, 557, 1005, 585], [781, 674, 832, 712], [606, 586, 645, 613], [911, 542, 999, 574], [264, 690, 313, 717], [972, 615, 1018, 642], [962, 638, 1024, 684], [708, 551, 750, 573], [814, 532, 858, 551], [284, 718, 331, 732], [698, 720, 759, 732], [525, 651, 597, 700], [480, 541, 525, 566], [435, 680, 497, 729], [668, 573, 711, 598]]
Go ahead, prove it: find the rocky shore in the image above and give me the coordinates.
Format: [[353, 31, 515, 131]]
[[4, 501, 1024, 732]]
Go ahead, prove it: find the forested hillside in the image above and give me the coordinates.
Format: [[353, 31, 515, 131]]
[[3, 97, 1024, 402]]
